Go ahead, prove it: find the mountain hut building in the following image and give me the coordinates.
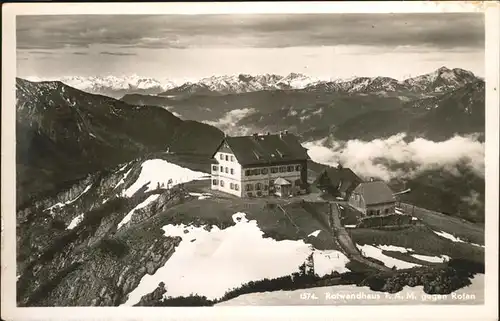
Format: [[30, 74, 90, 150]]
[[210, 131, 309, 198]]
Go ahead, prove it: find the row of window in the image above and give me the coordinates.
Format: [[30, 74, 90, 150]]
[[212, 179, 240, 191], [245, 165, 301, 176], [245, 179, 302, 191], [367, 208, 391, 216], [245, 183, 269, 191], [219, 153, 235, 162], [212, 166, 235, 175]]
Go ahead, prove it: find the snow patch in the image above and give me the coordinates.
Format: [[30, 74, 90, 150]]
[[357, 244, 420, 269], [67, 214, 84, 230], [117, 194, 160, 229], [308, 230, 321, 237], [122, 159, 208, 197], [114, 167, 133, 190], [122, 212, 349, 305], [189, 192, 212, 200], [45, 183, 93, 212], [411, 254, 450, 263], [432, 230, 484, 248], [377, 245, 413, 253]]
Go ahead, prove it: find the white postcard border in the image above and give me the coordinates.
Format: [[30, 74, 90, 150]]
[[2, 2, 499, 321]]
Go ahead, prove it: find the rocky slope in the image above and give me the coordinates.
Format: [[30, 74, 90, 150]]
[[16, 155, 211, 306]]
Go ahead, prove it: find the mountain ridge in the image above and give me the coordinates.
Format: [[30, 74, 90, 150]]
[[16, 78, 224, 208], [23, 67, 481, 98]]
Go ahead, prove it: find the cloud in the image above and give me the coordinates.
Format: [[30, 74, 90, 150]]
[[16, 13, 484, 50], [204, 108, 257, 136], [303, 133, 484, 181], [27, 50, 55, 55], [99, 51, 136, 56], [163, 106, 182, 118]]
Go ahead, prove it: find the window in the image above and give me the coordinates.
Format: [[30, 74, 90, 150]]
[[376, 210, 380, 215], [256, 191, 262, 197], [264, 185, 268, 191], [212, 165, 218, 171], [261, 168, 268, 175], [230, 168, 234, 175], [287, 166, 294, 172], [220, 180, 224, 187], [271, 167, 278, 174], [279, 166, 286, 173], [212, 179, 218, 185], [295, 179, 301, 186], [253, 169, 260, 175], [295, 165, 301, 171], [235, 184, 239, 191], [225, 167, 228, 173], [230, 156, 234, 162], [220, 154, 224, 160], [245, 170, 251, 176], [385, 208, 389, 214], [225, 155, 229, 161], [256, 183, 262, 190], [247, 192, 253, 197], [220, 166, 223, 171], [246, 184, 253, 191], [230, 183, 234, 190]]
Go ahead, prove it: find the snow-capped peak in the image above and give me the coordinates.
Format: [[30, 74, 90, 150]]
[[24, 75, 181, 94]]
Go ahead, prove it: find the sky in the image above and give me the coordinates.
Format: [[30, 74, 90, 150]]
[[16, 13, 485, 81]]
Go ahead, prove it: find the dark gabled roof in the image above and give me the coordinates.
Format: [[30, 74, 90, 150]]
[[314, 167, 362, 196], [353, 181, 396, 205], [217, 133, 309, 166]]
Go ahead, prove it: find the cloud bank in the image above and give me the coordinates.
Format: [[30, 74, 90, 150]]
[[303, 133, 484, 181], [204, 108, 257, 136], [17, 14, 483, 50]]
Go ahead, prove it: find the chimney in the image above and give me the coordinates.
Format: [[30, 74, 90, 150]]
[[284, 130, 288, 135], [266, 132, 270, 135], [252, 133, 258, 139]]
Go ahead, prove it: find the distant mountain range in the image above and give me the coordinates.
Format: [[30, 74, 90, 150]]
[[24, 75, 181, 99], [120, 69, 484, 143], [26, 67, 480, 99]]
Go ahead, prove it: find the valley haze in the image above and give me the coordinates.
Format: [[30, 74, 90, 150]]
[[6, 8, 492, 316]]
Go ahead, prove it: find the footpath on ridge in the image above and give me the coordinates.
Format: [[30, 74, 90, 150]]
[[327, 202, 392, 272]]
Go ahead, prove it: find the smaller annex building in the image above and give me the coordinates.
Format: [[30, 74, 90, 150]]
[[314, 165, 363, 200], [210, 131, 310, 198], [347, 180, 397, 216]]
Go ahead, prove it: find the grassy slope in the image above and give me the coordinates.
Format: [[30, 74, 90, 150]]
[[350, 226, 484, 264]]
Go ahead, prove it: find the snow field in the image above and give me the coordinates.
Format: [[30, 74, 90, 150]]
[[122, 213, 349, 305]]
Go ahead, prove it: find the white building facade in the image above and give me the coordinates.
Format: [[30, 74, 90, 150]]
[[211, 150, 243, 197], [210, 133, 309, 198]]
